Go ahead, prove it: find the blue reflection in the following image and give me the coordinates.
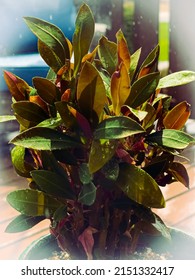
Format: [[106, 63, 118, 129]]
[[0, 0, 76, 56]]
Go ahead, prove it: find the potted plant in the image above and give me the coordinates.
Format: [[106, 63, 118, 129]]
[[1, 3, 195, 260]]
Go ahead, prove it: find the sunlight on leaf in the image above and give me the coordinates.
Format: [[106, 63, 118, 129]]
[[163, 101, 191, 129], [117, 163, 165, 208], [89, 139, 118, 173], [157, 71, 195, 89], [7, 189, 63, 217], [0, 115, 16, 122], [94, 116, 144, 139], [73, 3, 94, 76]]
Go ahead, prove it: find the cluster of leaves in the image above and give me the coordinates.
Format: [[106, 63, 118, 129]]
[[1, 4, 195, 259]]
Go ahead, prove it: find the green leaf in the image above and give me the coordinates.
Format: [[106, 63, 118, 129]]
[[121, 106, 148, 122], [37, 115, 63, 129], [10, 127, 82, 150], [94, 116, 144, 139], [126, 72, 160, 108], [157, 71, 195, 89], [12, 101, 48, 124], [78, 182, 96, 206], [79, 163, 93, 184], [169, 162, 189, 188], [11, 146, 33, 177], [89, 139, 118, 173], [0, 115, 16, 122], [7, 189, 63, 216], [23, 17, 68, 67], [129, 48, 141, 80], [5, 214, 45, 233], [38, 39, 63, 73], [31, 170, 75, 199], [53, 206, 67, 222], [116, 163, 165, 208], [146, 129, 195, 149], [77, 61, 107, 124], [46, 67, 57, 80], [98, 36, 117, 75], [33, 77, 61, 104], [73, 3, 94, 76]]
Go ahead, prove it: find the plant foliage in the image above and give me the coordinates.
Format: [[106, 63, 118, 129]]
[[2, 4, 195, 259]]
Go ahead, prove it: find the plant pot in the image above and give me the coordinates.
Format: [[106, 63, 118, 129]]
[[19, 228, 195, 260], [137, 228, 195, 260]]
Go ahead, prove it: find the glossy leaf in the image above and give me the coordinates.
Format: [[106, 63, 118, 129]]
[[146, 129, 195, 149], [46, 67, 57, 80], [111, 62, 131, 115], [0, 115, 16, 122], [79, 163, 93, 184], [38, 39, 63, 73], [126, 72, 160, 108], [37, 115, 63, 129], [31, 170, 75, 199], [73, 3, 94, 76], [157, 71, 195, 89], [129, 48, 141, 80], [116, 163, 165, 208], [94, 116, 144, 139], [23, 17, 68, 66], [163, 101, 191, 129], [77, 61, 107, 124], [138, 45, 160, 78], [169, 162, 189, 188], [33, 77, 61, 104], [89, 139, 118, 173], [10, 127, 82, 150], [5, 214, 45, 233], [7, 189, 63, 217], [12, 101, 48, 124], [11, 146, 33, 177], [116, 29, 131, 71], [3, 71, 31, 101], [78, 182, 96, 206], [98, 36, 117, 75], [122, 106, 148, 122]]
